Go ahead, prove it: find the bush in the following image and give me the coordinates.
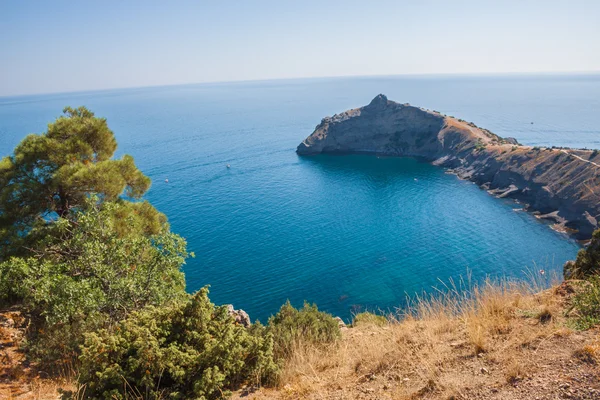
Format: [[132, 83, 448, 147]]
[[0, 257, 29, 305], [352, 312, 387, 327], [570, 276, 600, 329], [268, 301, 340, 361], [564, 229, 600, 279], [79, 288, 277, 400], [0, 200, 189, 366], [474, 139, 487, 152]]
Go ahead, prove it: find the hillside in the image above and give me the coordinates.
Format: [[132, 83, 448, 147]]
[[297, 95, 600, 239], [3, 281, 600, 399], [231, 282, 600, 400]]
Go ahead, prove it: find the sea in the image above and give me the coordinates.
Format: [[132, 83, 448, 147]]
[[1, 74, 599, 322]]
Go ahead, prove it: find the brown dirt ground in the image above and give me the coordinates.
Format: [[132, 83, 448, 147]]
[[0, 307, 71, 399], [234, 283, 600, 400]]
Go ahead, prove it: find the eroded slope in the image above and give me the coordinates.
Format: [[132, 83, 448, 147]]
[[297, 95, 600, 238]]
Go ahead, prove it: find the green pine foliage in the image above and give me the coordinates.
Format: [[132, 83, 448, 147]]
[[0, 106, 156, 259], [0, 256, 29, 303], [79, 288, 277, 400]]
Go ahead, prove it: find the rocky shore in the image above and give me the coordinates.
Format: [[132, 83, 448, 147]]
[[297, 94, 600, 239]]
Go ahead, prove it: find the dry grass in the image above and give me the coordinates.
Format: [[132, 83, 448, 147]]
[[236, 274, 600, 399], [574, 339, 600, 365], [4, 275, 599, 399], [0, 378, 75, 400], [504, 358, 526, 384]]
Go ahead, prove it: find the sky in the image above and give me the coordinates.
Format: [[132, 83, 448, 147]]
[[1, 0, 599, 96]]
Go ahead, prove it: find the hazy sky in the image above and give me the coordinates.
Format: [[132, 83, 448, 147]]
[[1, 0, 599, 96]]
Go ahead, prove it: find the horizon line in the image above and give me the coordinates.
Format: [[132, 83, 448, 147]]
[[2, 69, 600, 99]]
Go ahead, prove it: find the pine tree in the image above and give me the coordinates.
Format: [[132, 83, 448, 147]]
[[0, 106, 159, 258]]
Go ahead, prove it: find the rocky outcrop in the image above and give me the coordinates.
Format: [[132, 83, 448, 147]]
[[226, 304, 251, 328], [334, 316, 347, 330], [297, 95, 600, 239]]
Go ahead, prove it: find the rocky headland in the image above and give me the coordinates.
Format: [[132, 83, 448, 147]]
[[297, 94, 600, 239]]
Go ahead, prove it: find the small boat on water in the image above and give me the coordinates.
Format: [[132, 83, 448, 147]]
[[226, 164, 231, 168]]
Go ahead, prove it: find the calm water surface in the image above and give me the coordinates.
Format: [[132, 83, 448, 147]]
[[1, 74, 598, 321]]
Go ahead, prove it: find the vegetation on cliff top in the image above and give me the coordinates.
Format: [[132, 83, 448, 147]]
[[0, 107, 340, 398], [233, 279, 600, 400], [0, 107, 599, 399], [566, 230, 600, 280]]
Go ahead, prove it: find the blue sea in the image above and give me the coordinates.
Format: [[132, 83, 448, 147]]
[[1, 74, 599, 322]]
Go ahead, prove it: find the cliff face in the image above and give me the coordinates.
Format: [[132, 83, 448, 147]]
[[297, 95, 600, 239], [297, 94, 491, 158]]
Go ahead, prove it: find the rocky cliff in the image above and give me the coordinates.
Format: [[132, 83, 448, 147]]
[[297, 95, 600, 239]]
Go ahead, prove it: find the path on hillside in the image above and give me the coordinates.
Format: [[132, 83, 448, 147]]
[[561, 149, 600, 168]]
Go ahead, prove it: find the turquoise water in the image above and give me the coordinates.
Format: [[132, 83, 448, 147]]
[[1, 74, 598, 321]]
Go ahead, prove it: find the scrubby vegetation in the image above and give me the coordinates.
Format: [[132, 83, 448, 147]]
[[249, 278, 600, 399], [1, 107, 599, 399], [0, 107, 341, 399], [565, 229, 600, 279], [0, 200, 188, 366], [570, 276, 600, 329], [352, 312, 387, 327], [474, 138, 487, 151], [563, 222, 600, 330], [79, 288, 277, 399], [268, 301, 340, 361]]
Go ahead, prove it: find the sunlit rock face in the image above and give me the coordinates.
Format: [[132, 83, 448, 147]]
[[297, 95, 600, 239]]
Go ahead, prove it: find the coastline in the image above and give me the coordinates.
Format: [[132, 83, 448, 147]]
[[297, 95, 600, 240]]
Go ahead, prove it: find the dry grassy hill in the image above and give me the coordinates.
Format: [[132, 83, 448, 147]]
[[234, 281, 600, 400], [1, 279, 599, 399]]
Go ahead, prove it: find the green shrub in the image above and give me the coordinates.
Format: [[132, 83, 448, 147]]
[[0, 257, 29, 305], [79, 288, 277, 400], [473, 138, 487, 152], [268, 301, 340, 361], [570, 276, 600, 329], [565, 229, 600, 279], [0, 200, 189, 366], [352, 312, 387, 327]]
